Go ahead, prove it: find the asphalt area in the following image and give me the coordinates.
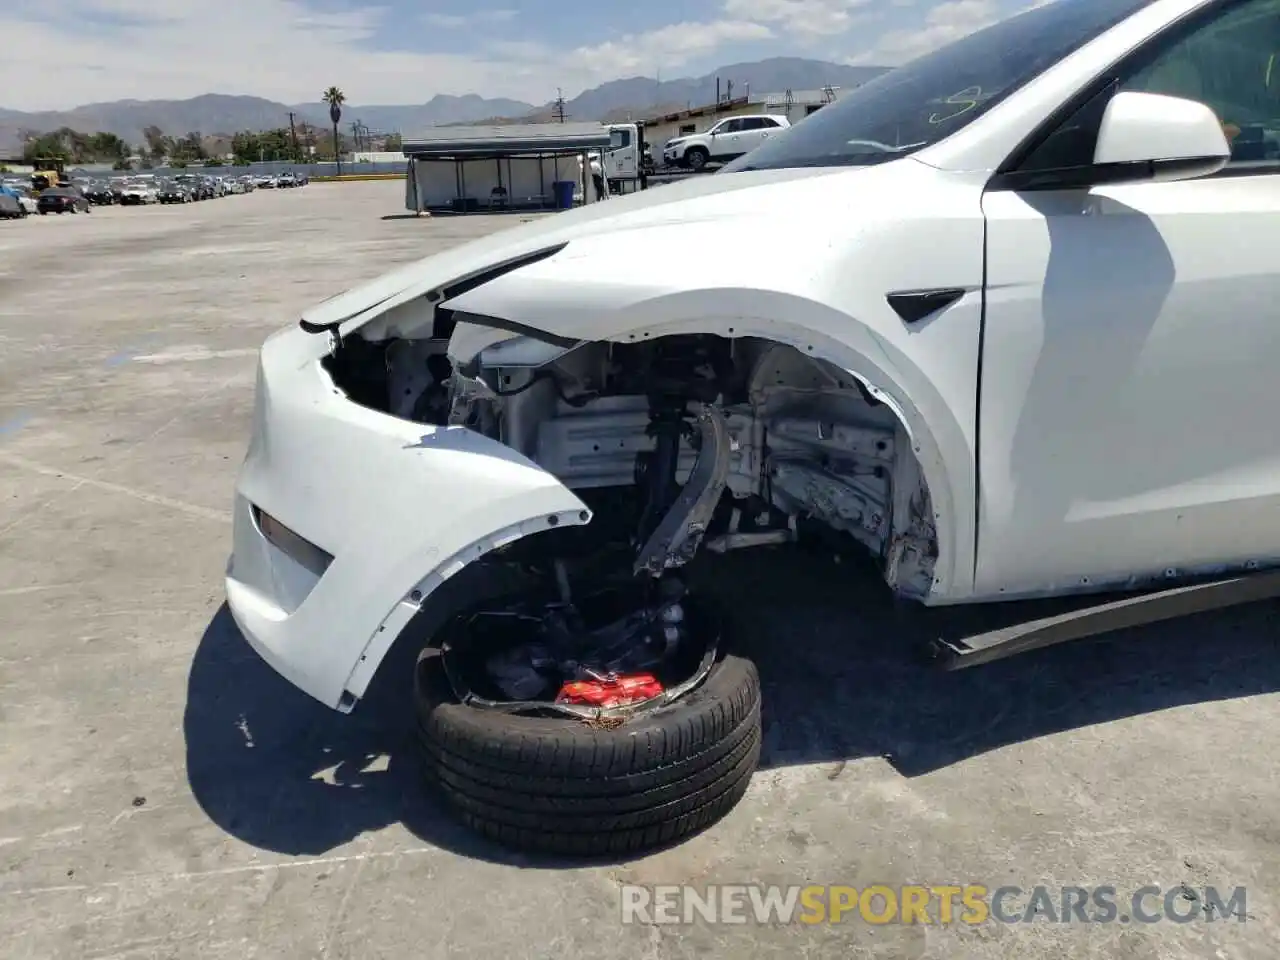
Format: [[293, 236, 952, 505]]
[[1, 182, 1278, 959]]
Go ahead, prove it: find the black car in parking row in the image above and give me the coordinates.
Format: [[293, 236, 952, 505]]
[[158, 180, 195, 203], [83, 182, 117, 205], [37, 187, 91, 214]]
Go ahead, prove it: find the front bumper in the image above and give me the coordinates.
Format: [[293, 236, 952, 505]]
[[226, 326, 590, 710]]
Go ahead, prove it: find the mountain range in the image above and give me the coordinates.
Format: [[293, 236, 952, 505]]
[[0, 58, 887, 155]]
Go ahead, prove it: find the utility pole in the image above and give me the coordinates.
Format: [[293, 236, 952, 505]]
[[553, 89, 567, 123], [288, 112, 300, 162]]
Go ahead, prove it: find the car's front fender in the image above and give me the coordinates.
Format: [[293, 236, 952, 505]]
[[441, 202, 987, 602], [226, 327, 591, 710]]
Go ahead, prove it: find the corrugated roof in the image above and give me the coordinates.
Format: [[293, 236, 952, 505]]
[[402, 123, 612, 157]]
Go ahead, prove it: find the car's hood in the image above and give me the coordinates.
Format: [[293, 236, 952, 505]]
[[302, 163, 922, 336]]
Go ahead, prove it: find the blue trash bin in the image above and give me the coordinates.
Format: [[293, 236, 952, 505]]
[[551, 180, 576, 210]]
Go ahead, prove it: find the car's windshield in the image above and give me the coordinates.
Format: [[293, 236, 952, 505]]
[[721, 0, 1155, 172]]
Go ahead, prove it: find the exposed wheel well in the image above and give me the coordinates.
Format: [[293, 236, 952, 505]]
[[324, 330, 942, 601]]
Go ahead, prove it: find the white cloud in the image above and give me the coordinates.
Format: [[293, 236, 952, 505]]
[[0, 0, 782, 111], [421, 9, 517, 29], [1, 0, 1037, 113], [846, 0, 998, 64], [567, 20, 774, 78], [722, 0, 873, 37], [0, 0, 542, 110]]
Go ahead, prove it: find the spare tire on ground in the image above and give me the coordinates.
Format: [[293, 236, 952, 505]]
[[414, 616, 762, 857]]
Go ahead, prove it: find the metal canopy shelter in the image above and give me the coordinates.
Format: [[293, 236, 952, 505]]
[[402, 123, 612, 213], [402, 122, 612, 158]]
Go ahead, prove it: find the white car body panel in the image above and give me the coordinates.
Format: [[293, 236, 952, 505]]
[[978, 174, 1280, 596], [229, 0, 1280, 710], [440, 161, 989, 603], [227, 325, 591, 709]]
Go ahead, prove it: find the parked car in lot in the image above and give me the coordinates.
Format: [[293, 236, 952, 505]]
[[662, 114, 791, 170], [255, 174, 277, 189], [18, 188, 38, 216], [0, 184, 27, 219], [169, 174, 207, 200], [37, 186, 91, 214], [276, 171, 298, 188], [229, 0, 1280, 857], [83, 181, 116, 205], [157, 179, 193, 203], [1, 183, 38, 217], [118, 180, 158, 205]]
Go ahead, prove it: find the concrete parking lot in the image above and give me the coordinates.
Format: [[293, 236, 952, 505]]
[[1, 182, 1278, 959]]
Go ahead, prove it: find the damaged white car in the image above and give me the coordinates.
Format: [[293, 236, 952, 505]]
[[228, 0, 1280, 854]]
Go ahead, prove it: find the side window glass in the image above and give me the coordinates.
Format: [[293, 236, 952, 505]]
[[1018, 0, 1280, 175], [609, 129, 632, 150], [1017, 84, 1114, 173], [718, 119, 743, 133], [1124, 0, 1280, 164]]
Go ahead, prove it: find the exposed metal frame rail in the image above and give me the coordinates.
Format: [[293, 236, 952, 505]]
[[929, 568, 1280, 670]]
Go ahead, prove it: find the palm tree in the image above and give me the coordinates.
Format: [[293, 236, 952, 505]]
[[323, 86, 346, 176]]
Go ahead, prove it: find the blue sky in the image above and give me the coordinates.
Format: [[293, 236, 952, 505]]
[[2, 0, 1041, 111]]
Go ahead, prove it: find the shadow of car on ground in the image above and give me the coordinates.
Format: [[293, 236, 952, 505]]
[[185, 546, 1280, 865]]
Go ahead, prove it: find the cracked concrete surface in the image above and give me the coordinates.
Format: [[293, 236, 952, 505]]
[[0, 182, 1277, 959]]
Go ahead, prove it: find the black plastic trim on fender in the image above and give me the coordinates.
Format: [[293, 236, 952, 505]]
[[987, 155, 1225, 193], [445, 310, 582, 380], [929, 567, 1280, 670], [887, 288, 966, 326]]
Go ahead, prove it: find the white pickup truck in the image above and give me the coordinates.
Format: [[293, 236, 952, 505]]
[[663, 114, 791, 170]]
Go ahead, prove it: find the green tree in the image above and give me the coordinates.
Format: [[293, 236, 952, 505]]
[[141, 125, 166, 159], [204, 157, 224, 167], [230, 128, 295, 164], [89, 132, 127, 159], [22, 131, 69, 164], [181, 131, 206, 161], [322, 86, 346, 174]]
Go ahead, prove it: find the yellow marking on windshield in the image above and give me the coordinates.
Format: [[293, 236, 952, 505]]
[[929, 86, 984, 125]]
